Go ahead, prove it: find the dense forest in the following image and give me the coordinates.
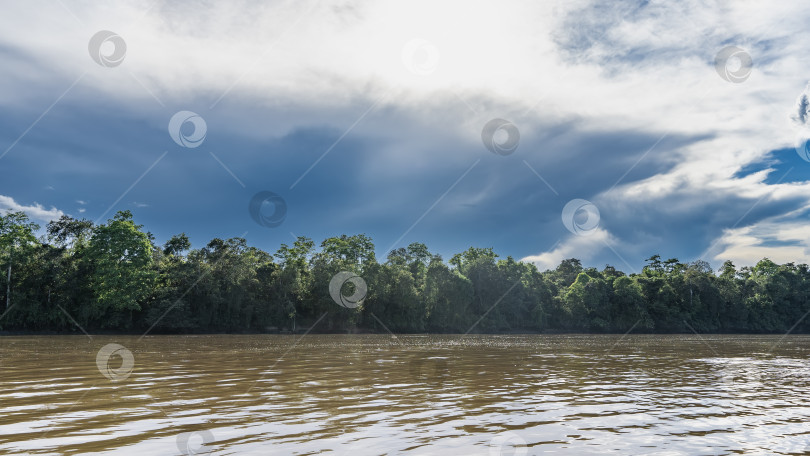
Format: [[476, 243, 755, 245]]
[[1, 209, 809, 334]]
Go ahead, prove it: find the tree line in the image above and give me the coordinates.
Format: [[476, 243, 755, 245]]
[[1, 209, 809, 334]]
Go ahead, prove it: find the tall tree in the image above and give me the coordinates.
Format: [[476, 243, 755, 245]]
[[0, 211, 39, 311], [85, 211, 155, 327]]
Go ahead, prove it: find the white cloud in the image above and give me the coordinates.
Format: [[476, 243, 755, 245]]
[[709, 215, 810, 266], [0, 195, 64, 224], [521, 228, 612, 272]]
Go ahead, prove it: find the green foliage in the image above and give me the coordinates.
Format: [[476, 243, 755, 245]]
[[0, 211, 41, 325], [47, 215, 93, 247], [2, 208, 810, 335], [163, 233, 191, 256], [85, 211, 156, 326]]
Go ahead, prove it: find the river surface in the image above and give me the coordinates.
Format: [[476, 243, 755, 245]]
[[1, 334, 810, 455]]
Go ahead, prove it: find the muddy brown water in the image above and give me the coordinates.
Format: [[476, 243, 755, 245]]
[[1, 334, 810, 455]]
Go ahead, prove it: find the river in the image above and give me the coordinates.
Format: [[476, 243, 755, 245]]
[[1, 334, 809, 455]]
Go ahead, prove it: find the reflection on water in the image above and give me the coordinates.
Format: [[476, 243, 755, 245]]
[[1, 334, 810, 455]]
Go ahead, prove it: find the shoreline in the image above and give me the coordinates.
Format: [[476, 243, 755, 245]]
[[1, 330, 804, 336]]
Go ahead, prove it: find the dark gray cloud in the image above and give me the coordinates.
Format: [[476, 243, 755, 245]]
[[0, 81, 697, 265]]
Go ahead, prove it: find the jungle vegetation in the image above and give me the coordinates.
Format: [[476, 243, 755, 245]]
[[1, 209, 808, 334]]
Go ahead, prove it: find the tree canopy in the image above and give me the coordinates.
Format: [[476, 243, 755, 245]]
[[1, 209, 810, 335]]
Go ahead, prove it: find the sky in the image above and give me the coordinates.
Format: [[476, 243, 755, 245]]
[[1, 0, 810, 272]]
